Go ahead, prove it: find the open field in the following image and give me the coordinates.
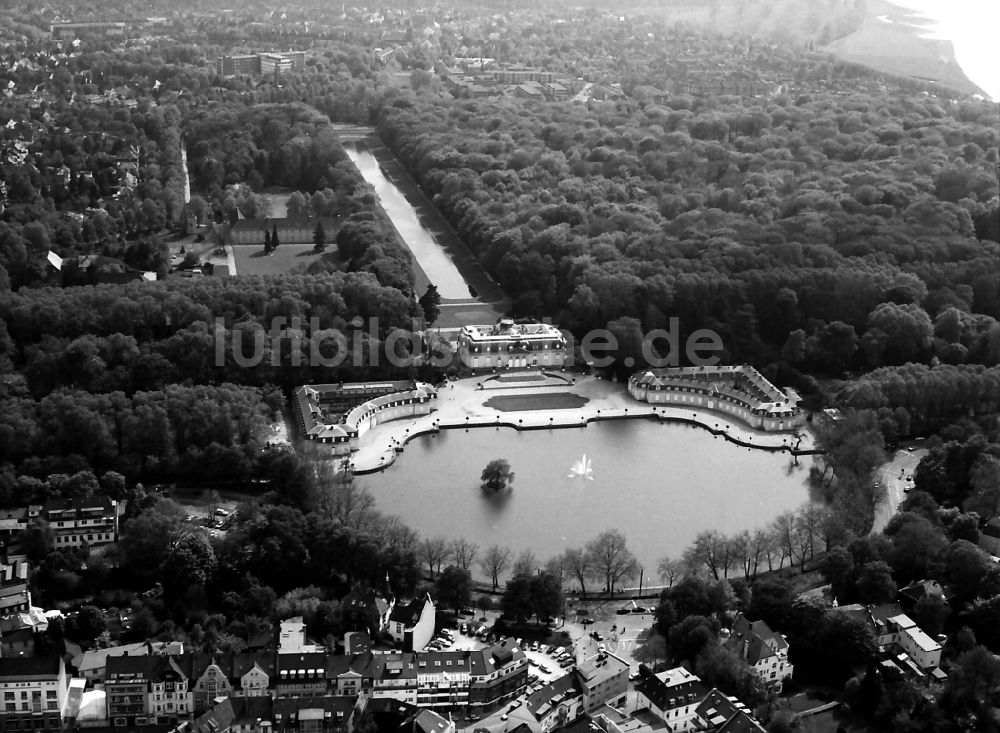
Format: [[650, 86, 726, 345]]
[[232, 244, 333, 277]]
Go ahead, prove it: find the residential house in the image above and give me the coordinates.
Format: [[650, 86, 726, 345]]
[[398, 708, 455, 733], [0, 655, 68, 733], [724, 614, 793, 691], [467, 639, 528, 709], [523, 672, 584, 733], [325, 654, 372, 697], [387, 595, 435, 653], [272, 695, 356, 733], [147, 656, 192, 721], [342, 584, 394, 636], [575, 652, 630, 712], [885, 615, 942, 670], [831, 603, 942, 671], [633, 666, 708, 732], [0, 559, 30, 616], [105, 654, 191, 726], [0, 615, 35, 657], [279, 618, 325, 654], [412, 652, 470, 710], [898, 580, 948, 613], [75, 640, 185, 684], [33, 495, 119, 550], [694, 690, 765, 732], [369, 654, 418, 706], [0, 509, 27, 542], [277, 654, 328, 698]]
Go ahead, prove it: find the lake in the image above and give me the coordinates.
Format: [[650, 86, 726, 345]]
[[360, 419, 814, 579]]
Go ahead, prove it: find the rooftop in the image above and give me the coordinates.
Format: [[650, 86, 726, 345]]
[[460, 319, 564, 342]]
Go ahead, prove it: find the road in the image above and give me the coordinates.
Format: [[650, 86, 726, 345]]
[[871, 446, 927, 534]]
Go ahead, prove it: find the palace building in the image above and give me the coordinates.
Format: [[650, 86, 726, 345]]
[[294, 381, 437, 456], [457, 320, 567, 370], [628, 365, 804, 432]]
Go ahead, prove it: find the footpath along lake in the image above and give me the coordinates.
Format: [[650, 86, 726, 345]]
[[361, 418, 815, 575]]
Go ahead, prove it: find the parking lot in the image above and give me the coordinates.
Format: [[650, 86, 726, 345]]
[[421, 620, 579, 688]]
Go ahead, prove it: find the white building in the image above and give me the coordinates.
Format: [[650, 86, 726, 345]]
[[457, 319, 567, 370], [887, 614, 942, 670], [388, 595, 436, 653], [725, 614, 793, 691], [633, 666, 707, 732], [628, 366, 805, 432], [0, 655, 69, 732]]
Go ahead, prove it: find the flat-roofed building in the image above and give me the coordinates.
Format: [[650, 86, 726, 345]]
[[0, 655, 68, 733], [217, 55, 262, 76], [457, 319, 567, 370], [575, 652, 629, 712]]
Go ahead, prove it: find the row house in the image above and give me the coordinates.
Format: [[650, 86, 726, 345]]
[[105, 655, 190, 726], [190, 654, 276, 712], [277, 654, 328, 698], [467, 640, 528, 708], [0, 655, 68, 733], [109, 641, 528, 726]]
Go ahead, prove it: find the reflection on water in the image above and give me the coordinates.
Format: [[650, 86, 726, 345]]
[[344, 147, 471, 299], [361, 420, 815, 571]]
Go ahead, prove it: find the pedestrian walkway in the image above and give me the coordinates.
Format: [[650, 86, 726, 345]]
[[349, 374, 818, 473]]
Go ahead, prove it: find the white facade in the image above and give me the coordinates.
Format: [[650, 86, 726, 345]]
[[888, 615, 942, 670], [457, 320, 567, 370]]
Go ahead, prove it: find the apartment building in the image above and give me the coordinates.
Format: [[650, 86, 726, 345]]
[[31, 495, 119, 550], [0, 655, 68, 733]]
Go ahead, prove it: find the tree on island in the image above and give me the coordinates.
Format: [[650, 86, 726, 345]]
[[481, 458, 514, 491], [271, 224, 279, 251], [419, 283, 441, 326], [313, 220, 326, 252], [264, 229, 272, 254]]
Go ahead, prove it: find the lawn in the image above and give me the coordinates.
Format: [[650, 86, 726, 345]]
[[483, 392, 589, 412], [232, 244, 334, 276]]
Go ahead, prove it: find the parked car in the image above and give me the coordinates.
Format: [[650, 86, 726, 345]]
[[538, 665, 551, 674], [632, 606, 648, 613]]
